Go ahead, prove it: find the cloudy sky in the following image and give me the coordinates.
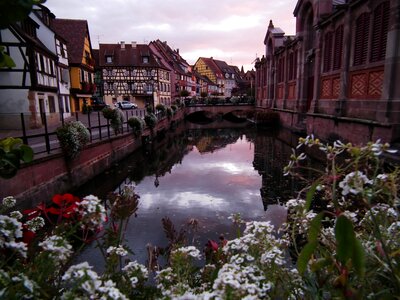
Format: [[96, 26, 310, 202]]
[[45, 0, 297, 71]]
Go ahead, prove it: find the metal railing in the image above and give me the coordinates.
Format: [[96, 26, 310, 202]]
[[0, 109, 162, 156]]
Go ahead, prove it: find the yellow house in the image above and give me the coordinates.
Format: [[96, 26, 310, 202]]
[[51, 19, 95, 112]]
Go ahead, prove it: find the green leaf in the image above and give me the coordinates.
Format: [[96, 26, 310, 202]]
[[297, 241, 317, 275], [20, 144, 33, 162], [335, 215, 356, 264], [353, 238, 366, 278], [305, 181, 319, 211], [310, 258, 331, 272], [308, 212, 324, 242]]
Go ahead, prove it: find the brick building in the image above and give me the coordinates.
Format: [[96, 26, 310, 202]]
[[255, 0, 400, 143]]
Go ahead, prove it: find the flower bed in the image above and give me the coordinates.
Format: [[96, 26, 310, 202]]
[[0, 138, 399, 298]]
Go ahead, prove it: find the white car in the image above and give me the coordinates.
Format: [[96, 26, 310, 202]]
[[115, 101, 138, 109]]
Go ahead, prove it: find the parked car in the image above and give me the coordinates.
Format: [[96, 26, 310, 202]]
[[115, 101, 138, 110]]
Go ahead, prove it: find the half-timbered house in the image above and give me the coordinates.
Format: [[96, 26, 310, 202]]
[[97, 42, 171, 109], [0, 4, 60, 129], [255, 0, 400, 143]]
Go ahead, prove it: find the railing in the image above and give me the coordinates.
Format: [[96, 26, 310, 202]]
[[184, 97, 255, 107], [0, 109, 163, 156]]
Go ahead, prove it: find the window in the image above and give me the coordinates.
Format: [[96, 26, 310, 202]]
[[143, 56, 149, 63], [370, 1, 390, 62], [333, 25, 344, 70], [48, 96, 56, 113], [323, 32, 333, 72], [354, 12, 370, 66], [106, 55, 113, 63], [277, 57, 285, 83]]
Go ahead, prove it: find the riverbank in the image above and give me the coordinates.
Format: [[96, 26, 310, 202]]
[[0, 109, 185, 209]]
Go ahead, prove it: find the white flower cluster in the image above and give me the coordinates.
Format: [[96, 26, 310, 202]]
[[61, 262, 127, 300], [339, 171, 373, 196], [107, 245, 128, 257], [212, 263, 271, 298], [172, 246, 202, 260], [0, 215, 26, 257], [9, 211, 23, 220], [25, 216, 45, 232], [122, 261, 149, 288], [39, 235, 72, 262], [228, 212, 245, 224], [260, 246, 285, 266], [76, 195, 107, 230], [0, 271, 39, 298], [2, 196, 16, 208]]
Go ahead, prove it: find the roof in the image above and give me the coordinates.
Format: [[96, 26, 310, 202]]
[[98, 43, 164, 68], [51, 18, 91, 64], [150, 39, 191, 76], [198, 57, 224, 78]]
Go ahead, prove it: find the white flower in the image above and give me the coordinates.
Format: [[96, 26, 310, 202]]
[[0, 215, 23, 247], [25, 217, 45, 232], [172, 246, 202, 259], [39, 235, 72, 262], [5, 241, 27, 258], [9, 211, 23, 220], [62, 262, 101, 294], [76, 195, 107, 229], [97, 280, 128, 300], [339, 171, 373, 196], [107, 245, 128, 257], [2, 196, 16, 208]]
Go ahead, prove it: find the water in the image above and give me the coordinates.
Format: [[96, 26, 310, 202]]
[[75, 126, 300, 268]]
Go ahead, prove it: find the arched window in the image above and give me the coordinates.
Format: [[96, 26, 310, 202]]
[[354, 12, 370, 66], [370, 1, 390, 62]]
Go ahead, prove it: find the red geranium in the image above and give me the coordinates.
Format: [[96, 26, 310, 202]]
[[47, 193, 81, 220]]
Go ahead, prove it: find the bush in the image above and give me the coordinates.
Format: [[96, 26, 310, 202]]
[[127, 116, 144, 137], [166, 107, 173, 119], [0, 137, 33, 179], [56, 121, 89, 158], [171, 105, 177, 112], [144, 113, 157, 130], [155, 103, 166, 113], [102, 107, 124, 134]]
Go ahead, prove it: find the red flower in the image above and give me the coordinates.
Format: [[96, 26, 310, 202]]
[[23, 203, 47, 220], [47, 193, 81, 219], [23, 229, 36, 245], [207, 240, 219, 252]]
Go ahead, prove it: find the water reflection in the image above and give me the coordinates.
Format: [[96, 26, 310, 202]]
[[76, 126, 301, 266]]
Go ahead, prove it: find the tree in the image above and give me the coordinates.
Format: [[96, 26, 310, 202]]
[[180, 90, 190, 98]]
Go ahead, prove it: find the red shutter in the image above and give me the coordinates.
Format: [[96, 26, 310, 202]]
[[288, 52, 294, 80], [354, 13, 370, 66], [333, 25, 344, 70], [294, 50, 298, 79], [323, 32, 333, 72], [371, 1, 390, 62]]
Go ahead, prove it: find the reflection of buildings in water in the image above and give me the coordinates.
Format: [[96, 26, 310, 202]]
[[253, 132, 299, 211], [188, 128, 244, 154]]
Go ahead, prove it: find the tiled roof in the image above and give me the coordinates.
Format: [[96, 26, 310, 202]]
[[150, 40, 190, 75], [98, 43, 164, 68], [199, 57, 223, 78], [51, 18, 91, 64]]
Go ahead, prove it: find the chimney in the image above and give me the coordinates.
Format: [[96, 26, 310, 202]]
[[121, 41, 125, 49], [131, 41, 137, 48], [176, 48, 179, 54]]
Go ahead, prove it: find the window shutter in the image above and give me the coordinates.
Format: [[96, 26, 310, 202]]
[[323, 32, 333, 72], [354, 12, 370, 66], [371, 1, 390, 62], [333, 25, 344, 70], [288, 52, 294, 80]]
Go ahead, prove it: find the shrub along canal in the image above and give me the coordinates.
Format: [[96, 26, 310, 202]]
[[74, 125, 302, 268]]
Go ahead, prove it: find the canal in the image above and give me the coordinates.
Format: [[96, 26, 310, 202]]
[[74, 124, 302, 268]]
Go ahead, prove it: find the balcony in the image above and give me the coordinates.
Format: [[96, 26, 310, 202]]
[[84, 56, 95, 68]]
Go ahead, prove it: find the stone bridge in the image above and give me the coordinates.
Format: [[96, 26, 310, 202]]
[[185, 104, 254, 118]]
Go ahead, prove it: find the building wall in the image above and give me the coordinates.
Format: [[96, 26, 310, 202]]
[[255, 0, 400, 143]]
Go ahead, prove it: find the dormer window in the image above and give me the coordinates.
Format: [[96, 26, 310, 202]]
[[106, 55, 113, 63], [142, 56, 149, 64]]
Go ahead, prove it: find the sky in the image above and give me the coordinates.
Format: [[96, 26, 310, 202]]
[[45, 0, 297, 71]]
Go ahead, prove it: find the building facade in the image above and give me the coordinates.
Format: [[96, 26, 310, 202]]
[[51, 18, 95, 112], [0, 4, 60, 129], [255, 0, 400, 143], [97, 42, 171, 109]]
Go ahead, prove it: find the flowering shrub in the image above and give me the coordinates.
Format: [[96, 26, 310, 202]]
[[0, 137, 399, 299], [102, 107, 124, 134], [56, 121, 89, 158], [127, 116, 145, 137], [144, 113, 158, 130]]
